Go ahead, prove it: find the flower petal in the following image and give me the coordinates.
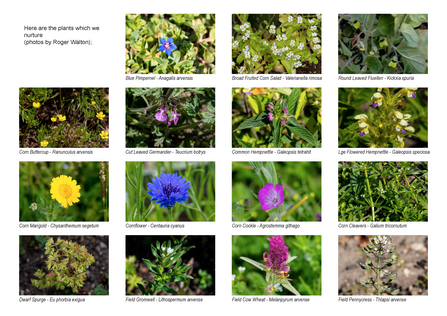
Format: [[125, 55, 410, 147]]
[[165, 48, 171, 56], [167, 37, 173, 44], [169, 43, 177, 51], [160, 38, 167, 45], [158, 45, 165, 52]]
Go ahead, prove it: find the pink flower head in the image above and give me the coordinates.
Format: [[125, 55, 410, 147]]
[[281, 118, 286, 127], [259, 183, 284, 211], [283, 108, 288, 115], [263, 235, 290, 277], [171, 110, 180, 125], [268, 112, 274, 122], [155, 107, 167, 122], [267, 102, 274, 111]]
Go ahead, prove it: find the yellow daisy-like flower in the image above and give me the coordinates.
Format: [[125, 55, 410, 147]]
[[51, 117, 57, 122], [100, 131, 109, 139], [33, 102, 41, 108], [50, 175, 81, 208], [40, 140, 49, 147], [92, 101, 96, 105], [59, 115, 66, 121], [96, 111, 106, 120]]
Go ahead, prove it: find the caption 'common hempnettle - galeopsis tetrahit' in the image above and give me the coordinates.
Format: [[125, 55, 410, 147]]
[[354, 88, 417, 148], [359, 236, 400, 296]]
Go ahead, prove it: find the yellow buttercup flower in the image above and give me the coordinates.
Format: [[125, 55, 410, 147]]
[[50, 175, 81, 208], [96, 111, 106, 120], [33, 102, 41, 108], [100, 131, 109, 139], [92, 101, 96, 105], [51, 117, 57, 122], [59, 115, 66, 121], [40, 140, 49, 147]]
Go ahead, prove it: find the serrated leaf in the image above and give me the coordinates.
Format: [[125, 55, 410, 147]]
[[233, 112, 268, 131], [273, 118, 282, 148], [287, 88, 301, 116], [287, 117, 319, 147]]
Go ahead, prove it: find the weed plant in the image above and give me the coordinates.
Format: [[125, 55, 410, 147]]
[[338, 162, 428, 222], [126, 14, 215, 74], [338, 88, 428, 148], [19, 88, 109, 148], [126, 162, 215, 221], [232, 235, 321, 295], [232, 14, 321, 74], [232, 87, 321, 148], [232, 162, 321, 221], [19, 162, 108, 221], [126, 87, 215, 148], [338, 14, 428, 74]]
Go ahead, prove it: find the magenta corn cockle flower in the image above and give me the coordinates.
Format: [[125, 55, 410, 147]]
[[267, 102, 274, 111], [268, 112, 274, 122], [259, 183, 284, 211], [283, 108, 288, 115], [155, 107, 167, 122], [171, 110, 180, 125], [263, 235, 290, 277]]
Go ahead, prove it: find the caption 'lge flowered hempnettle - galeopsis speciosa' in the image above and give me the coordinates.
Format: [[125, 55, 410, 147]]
[[232, 14, 321, 74], [126, 14, 215, 74], [338, 88, 428, 148], [338, 14, 427, 74]]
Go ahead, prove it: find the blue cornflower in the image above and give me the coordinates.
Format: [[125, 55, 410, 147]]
[[148, 173, 190, 208], [158, 37, 177, 56]]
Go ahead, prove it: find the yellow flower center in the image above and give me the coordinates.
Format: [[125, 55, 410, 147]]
[[59, 184, 73, 198]]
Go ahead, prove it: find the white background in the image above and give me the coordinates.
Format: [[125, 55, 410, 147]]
[[5, 1, 442, 315]]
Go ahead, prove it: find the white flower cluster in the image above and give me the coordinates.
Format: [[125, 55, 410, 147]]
[[290, 40, 295, 47], [312, 32, 318, 37], [238, 66, 245, 74], [317, 14, 322, 19], [297, 16, 303, 23], [294, 61, 302, 68], [293, 54, 301, 61], [276, 33, 287, 41], [314, 44, 321, 49], [313, 37, 320, 43], [252, 54, 259, 62], [298, 42, 305, 50], [269, 24, 276, 34], [288, 15, 293, 23], [310, 25, 317, 31], [309, 19, 315, 23], [238, 266, 246, 272], [242, 46, 249, 54], [232, 40, 239, 48], [240, 23, 250, 32], [286, 51, 294, 60], [263, 40, 269, 47]]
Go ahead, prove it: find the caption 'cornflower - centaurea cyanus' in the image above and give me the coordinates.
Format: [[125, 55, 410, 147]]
[[148, 173, 190, 208]]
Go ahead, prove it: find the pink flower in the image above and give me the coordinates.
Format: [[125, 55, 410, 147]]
[[263, 235, 290, 277], [155, 107, 167, 122], [171, 110, 180, 125], [268, 112, 274, 122], [258, 183, 284, 211], [267, 102, 274, 111]]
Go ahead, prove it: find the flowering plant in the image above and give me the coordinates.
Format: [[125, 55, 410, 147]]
[[126, 14, 215, 74], [238, 236, 300, 295], [126, 87, 215, 148], [339, 14, 427, 74], [232, 14, 321, 74], [232, 87, 321, 148], [137, 236, 195, 295], [359, 236, 399, 295], [338, 88, 428, 148]]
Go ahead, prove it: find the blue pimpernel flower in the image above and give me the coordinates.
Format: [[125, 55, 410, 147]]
[[158, 37, 177, 56], [148, 173, 190, 208]]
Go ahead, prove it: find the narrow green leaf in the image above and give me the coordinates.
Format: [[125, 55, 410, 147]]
[[273, 118, 281, 148], [287, 88, 301, 116], [240, 256, 265, 271], [234, 112, 268, 131]]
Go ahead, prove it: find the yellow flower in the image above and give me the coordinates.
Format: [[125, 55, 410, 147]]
[[33, 102, 41, 108], [92, 101, 96, 105], [96, 111, 106, 120], [100, 131, 109, 139], [389, 61, 396, 68], [354, 21, 360, 29], [51, 117, 57, 122], [50, 175, 81, 208], [40, 140, 49, 147], [59, 115, 66, 121]]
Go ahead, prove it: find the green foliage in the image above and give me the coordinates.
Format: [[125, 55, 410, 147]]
[[126, 14, 215, 74], [93, 284, 108, 295], [338, 14, 428, 74], [232, 235, 321, 295], [19, 162, 109, 221], [126, 161, 215, 221], [137, 236, 195, 295], [338, 88, 428, 148], [338, 162, 428, 222], [197, 269, 213, 289], [359, 236, 400, 295], [232, 88, 321, 148], [233, 162, 321, 221], [126, 88, 215, 148], [126, 256, 144, 292], [19, 88, 109, 148], [232, 14, 321, 74], [31, 238, 95, 294]]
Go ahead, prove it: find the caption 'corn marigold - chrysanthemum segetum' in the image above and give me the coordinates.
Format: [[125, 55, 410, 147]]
[[50, 175, 81, 208]]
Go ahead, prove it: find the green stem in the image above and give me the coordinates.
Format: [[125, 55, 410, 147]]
[[364, 166, 375, 221], [166, 121, 201, 131], [167, 207, 174, 221], [403, 173, 419, 203]]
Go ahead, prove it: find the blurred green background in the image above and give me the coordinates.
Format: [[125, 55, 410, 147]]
[[19, 162, 108, 221], [232, 235, 321, 295], [232, 162, 321, 221]]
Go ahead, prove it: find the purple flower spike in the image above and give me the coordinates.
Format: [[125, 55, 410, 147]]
[[359, 131, 365, 137], [158, 37, 177, 56], [267, 102, 274, 111], [171, 110, 180, 125], [372, 102, 377, 108], [263, 235, 290, 277], [155, 107, 167, 122], [268, 112, 274, 122], [283, 108, 288, 115], [259, 183, 284, 211]]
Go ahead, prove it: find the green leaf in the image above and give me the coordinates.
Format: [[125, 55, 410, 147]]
[[364, 56, 382, 73], [171, 50, 181, 64], [391, 289, 400, 295], [287, 88, 301, 116], [400, 23, 418, 47], [287, 117, 319, 147], [240, 256, 265, 271], [281, 59, 293, 74], [396, 46, 427, 74], [137, 283, 150, 295], [233, 112, 268, 132], [339, 40, 352, 58], [377, 14, 395, 36], [273, 118, 281, 148], [359, 262, 370, 270], [282, 281, 300, 296], [160, 284, 178, 294]]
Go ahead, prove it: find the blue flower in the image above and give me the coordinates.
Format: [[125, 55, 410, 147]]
[[148, 173, 190, 208], [158, 37, 177, 56]]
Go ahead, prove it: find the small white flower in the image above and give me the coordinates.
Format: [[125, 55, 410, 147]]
[[293, 61, 302, 68], [232, 41, 239, 48], [310, 25, 317, 31], [312, 32, 318, 37], [167, 247, 174, 254], [288, 16, 293, 23], [309, 19, 315, 23], [252, 55, 259, 62], [238, 66, 245, 74], [232, 274, 236, 281], [263, 41, 269, 46], [242, 36, 247, 41], [269, 24, 276, 34], [290, 40, 295, 47], [293, 54, 301, 61], [238, 266, 246, 272], [314, 44, 321, 49], [317, 14, 322, 19], [298, 42, 304, 50], [276, 34, 282, 41], [313, 37, 320, 43], [232, 61, 235, 66], [245, 52, 251, 59], [297, 16, 302, 23], [243, 46, 249, 53]]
